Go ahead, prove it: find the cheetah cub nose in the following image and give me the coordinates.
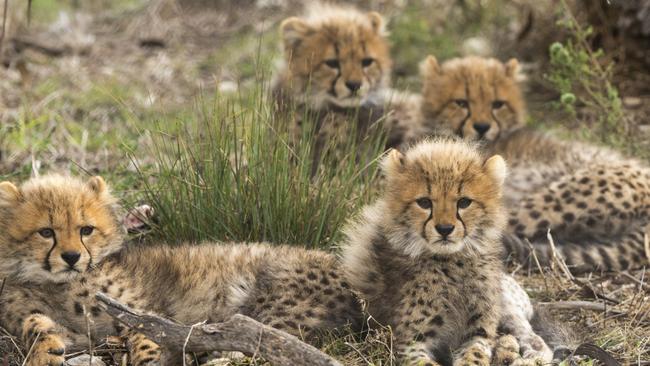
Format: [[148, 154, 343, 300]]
[[435, 224, 455, 238], [473, 123, 491, 136], [345, 81, 361, 93], [61, 251, 81, 266]]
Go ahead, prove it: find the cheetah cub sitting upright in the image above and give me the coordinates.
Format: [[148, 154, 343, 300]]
[[341, 138, 516, 365]]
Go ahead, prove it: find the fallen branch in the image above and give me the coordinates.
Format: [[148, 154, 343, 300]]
[[95, 292, 342, 366], [538, 300, 622, 314], [11, 36, 67, 57]]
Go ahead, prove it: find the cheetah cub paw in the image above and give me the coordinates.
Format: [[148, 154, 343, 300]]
[[22, 315, 66, 366], [25, 336, 66, 366], [454, 342, 491, 366], [493, 335, 544, 366], [127, 332, 161, 366]]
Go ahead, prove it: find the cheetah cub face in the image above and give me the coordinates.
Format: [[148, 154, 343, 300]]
[[0, 175, 123, 283], [381, 139, 507, 256], [279, 5, 391, 108], [420, 56, 526, 142]]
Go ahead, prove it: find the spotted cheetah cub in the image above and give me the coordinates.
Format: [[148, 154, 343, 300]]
[[0, 175, 361, 366], [272, 5, 402, 169], [341, 139, 510, 365], [416, 55, 650, 273], [273, 4, 390, 110]]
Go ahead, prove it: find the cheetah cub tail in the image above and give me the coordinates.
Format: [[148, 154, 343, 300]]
[[502, 228, 649, 274]]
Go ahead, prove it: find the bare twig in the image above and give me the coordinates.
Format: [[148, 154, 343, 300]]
[[538, 300, 623, 314], [82, 305, 94, 366], [0, 0, 8, 54], [1, 326, 23, 359], [620, 271, 649, 290], [95, 292, 342, 366], [572, 277, 620, 304], [183, 321, 205, 366], [546, 230, 574, 281], [526, 238, 549, 292], [20, 332, 40, 366]]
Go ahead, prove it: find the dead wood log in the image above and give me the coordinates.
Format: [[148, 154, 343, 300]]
[[95, 292, 342, 366]]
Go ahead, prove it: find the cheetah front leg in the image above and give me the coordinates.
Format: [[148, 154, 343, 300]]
[[453, 336, 493, 366], [22, 314, 67, 366], [453, 313, 498, 366], [396, 340, 444, 366]]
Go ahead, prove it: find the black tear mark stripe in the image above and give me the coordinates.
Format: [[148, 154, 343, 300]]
[[43, 211, 56, 271], [456, 180, 467, 236], [80, 235, 93, 270], [422, 209, 433, 240], [43, 234, 57, 272], [457, 79, 472, 137], [490, 78, 503, 140], [328, 42, 341, 97]]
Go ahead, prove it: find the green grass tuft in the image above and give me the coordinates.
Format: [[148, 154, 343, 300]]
[[132, 84, 386, 248]]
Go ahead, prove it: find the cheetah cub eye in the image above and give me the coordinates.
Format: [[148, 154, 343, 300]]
[[416, 198, 432, 209], [457, 197, 472, 209], [38, 228, 55, 238], [80, 226, 94, 236]]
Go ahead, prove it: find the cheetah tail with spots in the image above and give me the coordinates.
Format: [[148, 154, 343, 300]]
[[501, 226, 649, 274]]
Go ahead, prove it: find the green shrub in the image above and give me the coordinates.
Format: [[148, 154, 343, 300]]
[[132, 87, 386, 249], [546, 0, 624, 145]]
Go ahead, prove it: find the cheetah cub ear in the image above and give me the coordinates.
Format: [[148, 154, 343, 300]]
[[280, 17, 313, 50], [420, 55, 441, 80], [483, 155, 507, 187], [86, 176, 107, 195], [381, 148, 406, 177], [0, 181, 22, 205], [504, 58, 524, 82], [367, 12, 385, 34]]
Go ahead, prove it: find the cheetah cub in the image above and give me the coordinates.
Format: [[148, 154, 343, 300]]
[[0, 175, 361, 366], [416, 55, 650, 273], [341, 138, 511, 365], [272, 5, 415, 169]]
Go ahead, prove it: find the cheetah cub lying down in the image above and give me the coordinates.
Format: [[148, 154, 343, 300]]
[[415, 55, 650, 273], [0, 175, 361, 366], [340, 138, 553, 365]]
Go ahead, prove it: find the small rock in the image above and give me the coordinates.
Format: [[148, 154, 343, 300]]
[[623, 96, 642, 109], [218, 80, 238, 94], [461, 37, 493, 57], [66, 355, 106, 366]]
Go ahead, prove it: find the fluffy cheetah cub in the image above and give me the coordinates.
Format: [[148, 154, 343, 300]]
[[417, 55, 650, 273], [272, 5, 396, 169], [273, 4, 390, 110], [0, 175, 361, 366], [341, 139, 516, 365]]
